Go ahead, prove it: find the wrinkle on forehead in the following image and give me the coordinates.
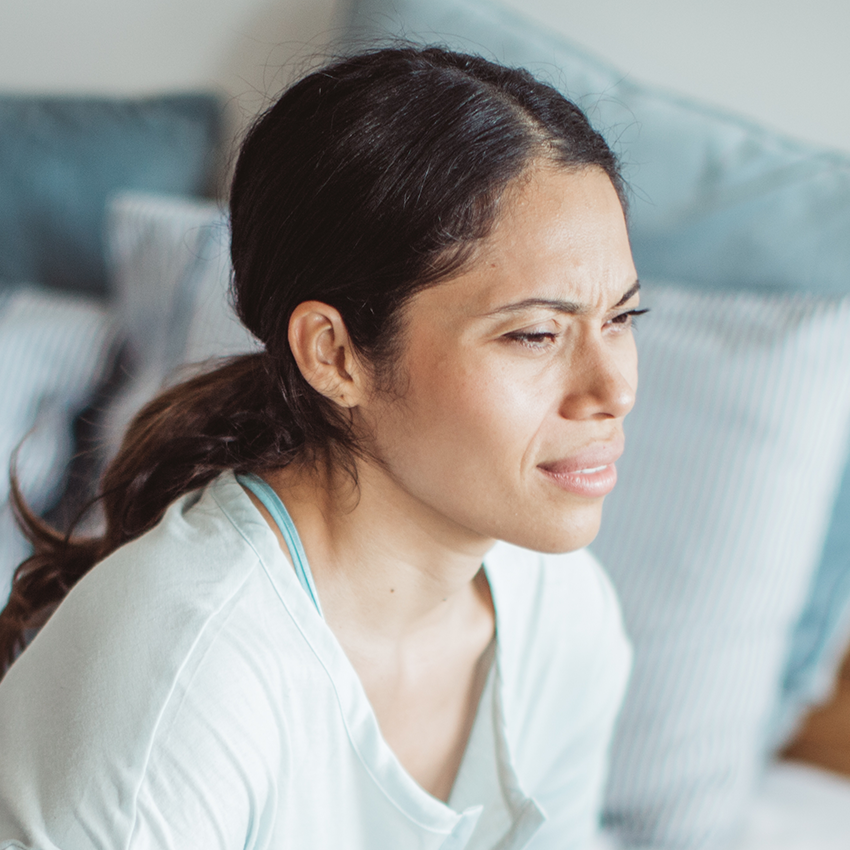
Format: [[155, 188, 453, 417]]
[[404, 164, 636, 329], [478, 281, 640, 319]]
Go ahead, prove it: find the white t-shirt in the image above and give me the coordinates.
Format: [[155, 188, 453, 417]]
[[0, 472, 631, 850]]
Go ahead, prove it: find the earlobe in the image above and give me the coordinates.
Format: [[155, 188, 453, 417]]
[[288, 301, 366, 408]]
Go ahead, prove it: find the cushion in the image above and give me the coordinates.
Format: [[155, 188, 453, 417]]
[[590, 284, 850, 847], [344, 0, 850, 296], [0, 286, 117, 599], [341, 0, 850, 845], [103, 193, 257, 457], [0, 94, 222, 297]]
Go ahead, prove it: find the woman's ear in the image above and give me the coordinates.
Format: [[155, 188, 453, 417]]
[[288, 301, 369, 408]]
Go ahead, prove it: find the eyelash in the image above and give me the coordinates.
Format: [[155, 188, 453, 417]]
[[505, 308, 650, 348], [610, 308, 650, 327], [506, 331, 557, 349]]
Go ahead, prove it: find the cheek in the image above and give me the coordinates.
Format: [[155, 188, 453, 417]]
[[400, 348, 558, 470]]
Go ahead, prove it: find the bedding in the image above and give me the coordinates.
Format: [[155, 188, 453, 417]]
[[102, 192, 256, 458], [590, 761, 850, 850], [0, 93, 223, 601], [0, 287, 116, 597], [591, 284, 850, 846], [736, 761, 850, 849]]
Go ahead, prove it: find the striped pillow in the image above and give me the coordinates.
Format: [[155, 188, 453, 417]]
[[591, 283, 850, 848], [0, 286, 116, 598], [103, 193, 257, 457]]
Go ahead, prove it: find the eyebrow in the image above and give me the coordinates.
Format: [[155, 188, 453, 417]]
[[483, 280, 641, 317]]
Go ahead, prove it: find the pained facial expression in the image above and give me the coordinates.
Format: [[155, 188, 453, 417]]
[[357, 165, 639, 554]]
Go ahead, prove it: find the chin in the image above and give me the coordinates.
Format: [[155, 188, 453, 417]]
[[501, 500, 606, 555]]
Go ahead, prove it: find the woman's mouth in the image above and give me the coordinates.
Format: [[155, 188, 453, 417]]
[[538, 444, 622, 497]]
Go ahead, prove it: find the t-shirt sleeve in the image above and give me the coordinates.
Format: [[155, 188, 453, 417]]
[[0, 559, 282, 850], [126, 623, 284, 850]]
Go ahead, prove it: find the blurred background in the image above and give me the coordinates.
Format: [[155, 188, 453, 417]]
[[2, 0, 848, 161]]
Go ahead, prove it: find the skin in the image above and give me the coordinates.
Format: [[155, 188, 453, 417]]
[[247, 163, 639, 801]]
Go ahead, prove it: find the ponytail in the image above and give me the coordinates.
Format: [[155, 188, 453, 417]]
[[0, 354, 297, 674]]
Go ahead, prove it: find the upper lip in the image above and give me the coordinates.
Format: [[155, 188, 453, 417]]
[[538, 439, 624, 475]]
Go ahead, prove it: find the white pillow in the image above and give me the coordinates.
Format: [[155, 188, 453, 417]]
[[591, 283, 850, 847], [181, 213, 260, 365], [0, 286, 116, 598], [104, 193, 257, 456]]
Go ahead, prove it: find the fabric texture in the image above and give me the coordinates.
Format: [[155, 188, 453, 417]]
[[590, 284, 850, 847], [0, 95, 222, 296], [0, 286, 116, 599], [0, 472, 631, 850]]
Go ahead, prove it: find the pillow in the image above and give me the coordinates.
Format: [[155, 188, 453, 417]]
[[0, 286, 117, 600], [0, 94, 222, 297], [103, 193, 257, 457], [344, 0, 850, 296], [590, 284, 850, 847], [341, 0, 850, 845]]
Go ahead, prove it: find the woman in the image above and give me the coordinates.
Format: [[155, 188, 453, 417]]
[[0, 47, 641, 849]]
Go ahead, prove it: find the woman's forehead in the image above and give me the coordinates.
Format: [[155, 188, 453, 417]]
[[413, 167, 636, 320]]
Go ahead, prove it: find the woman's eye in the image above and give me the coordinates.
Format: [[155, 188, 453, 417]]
[[609, 308, 650, 329], [504, 330, 558, 348]]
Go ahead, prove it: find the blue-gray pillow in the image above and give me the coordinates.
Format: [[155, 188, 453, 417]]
[[0, 94, 222, 297], [101, 192, 255, 458], [344, 0, 850, 297]]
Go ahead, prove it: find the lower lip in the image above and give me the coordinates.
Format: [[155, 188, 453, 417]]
[[538, 463, 618, 497]]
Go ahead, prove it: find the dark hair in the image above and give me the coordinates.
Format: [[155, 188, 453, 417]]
[[0, 45, 626, 673]]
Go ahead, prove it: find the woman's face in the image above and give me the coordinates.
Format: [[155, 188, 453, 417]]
[[358, 165, 639, 555]]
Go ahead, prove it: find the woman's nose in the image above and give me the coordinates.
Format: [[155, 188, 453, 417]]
[[558, 334, 637, 421]]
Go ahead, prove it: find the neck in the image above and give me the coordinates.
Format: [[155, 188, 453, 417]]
[[263, 454, 495, 642]]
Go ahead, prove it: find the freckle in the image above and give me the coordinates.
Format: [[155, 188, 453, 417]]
[[390, 588, 395, 593]]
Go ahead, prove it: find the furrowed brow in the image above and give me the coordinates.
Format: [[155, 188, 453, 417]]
[[613, 281, 640, 308], [485, 280, 640, 318], [485, 298, 587, 317]]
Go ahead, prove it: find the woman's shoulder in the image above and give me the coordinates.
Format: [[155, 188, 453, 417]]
[[5, 472, 307, 705], [32, 471, 288, 661], [0, 476, 304, 829], [0, 472, 312, 847]]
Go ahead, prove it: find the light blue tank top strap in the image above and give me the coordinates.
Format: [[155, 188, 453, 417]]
[[236, 473, 324, 619]]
